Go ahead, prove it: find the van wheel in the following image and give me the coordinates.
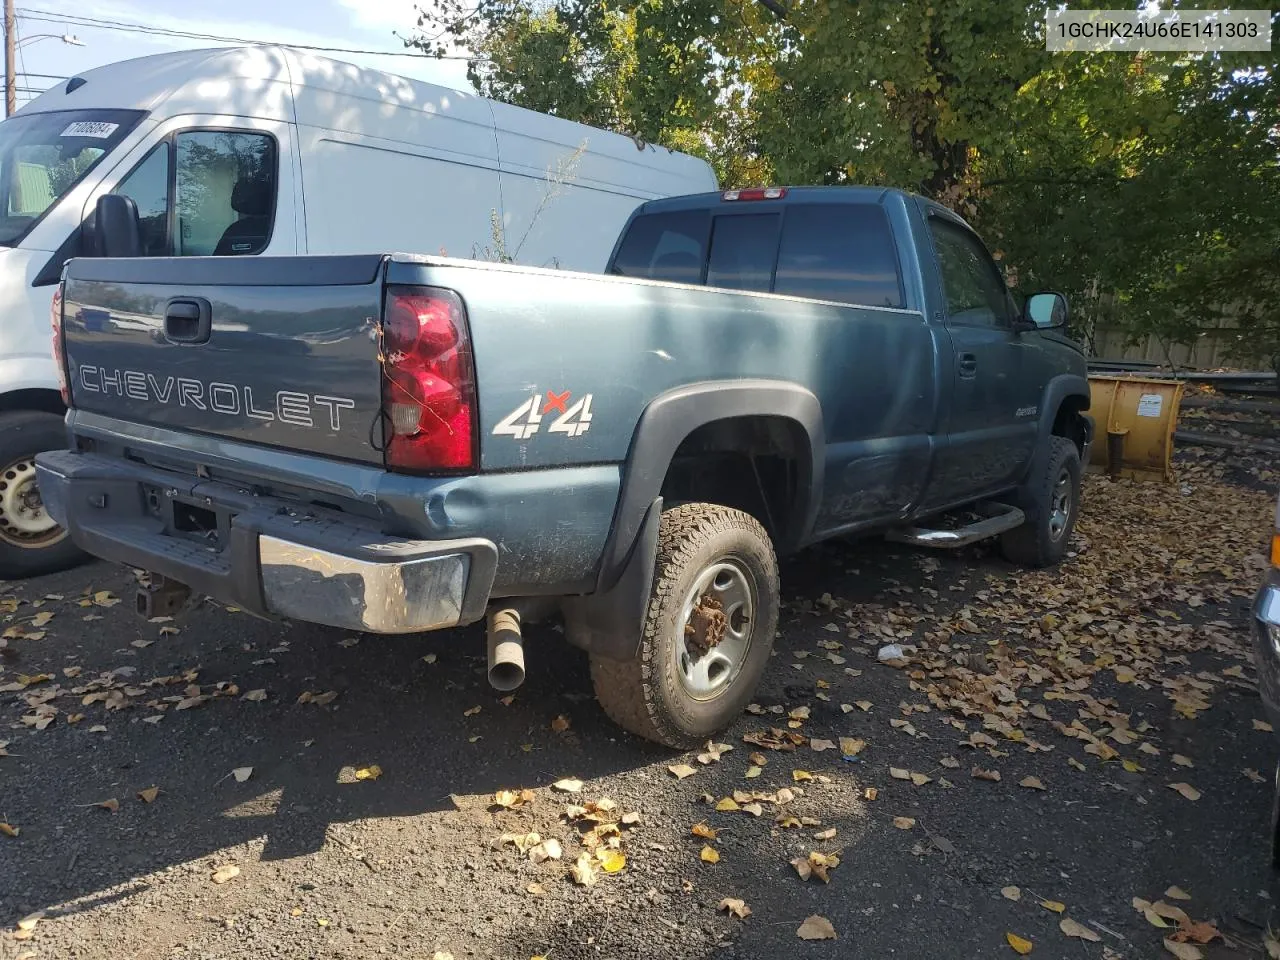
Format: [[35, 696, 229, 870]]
[[0, 411, 85, 580], [1000, 435, 1081, 568], [590, 502, 779, 750]]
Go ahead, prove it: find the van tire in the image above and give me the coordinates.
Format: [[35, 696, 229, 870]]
[[1000, 436, 1081, 568], [0, 411, 85, 580], [590, 502, 779, 750]]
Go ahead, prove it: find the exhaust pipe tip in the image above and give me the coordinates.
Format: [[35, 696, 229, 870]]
[[487, 606, 527, 692], [488, 659, 526, 692]]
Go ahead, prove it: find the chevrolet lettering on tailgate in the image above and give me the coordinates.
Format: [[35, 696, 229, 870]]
[[76, 365, 356, 429]]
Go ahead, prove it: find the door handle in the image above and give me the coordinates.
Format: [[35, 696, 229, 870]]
[[957, 352, 978, 378], [163, 298, 212, 345]]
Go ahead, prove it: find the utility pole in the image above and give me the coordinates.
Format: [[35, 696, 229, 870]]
[[4, 0, 14, 117]]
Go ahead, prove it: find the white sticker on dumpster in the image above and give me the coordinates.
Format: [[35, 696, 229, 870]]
[[1136, 393, 1163, 418]]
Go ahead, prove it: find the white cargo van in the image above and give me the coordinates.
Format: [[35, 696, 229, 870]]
[[0, 45, 717, 578]]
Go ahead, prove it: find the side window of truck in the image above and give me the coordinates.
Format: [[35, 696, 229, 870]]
[[774, 204, 904, 308], [929, 217, 1013, 326], [112, 130, 277, 257]]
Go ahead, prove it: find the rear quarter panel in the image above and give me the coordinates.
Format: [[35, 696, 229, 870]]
[[386, 255, 938, 479]]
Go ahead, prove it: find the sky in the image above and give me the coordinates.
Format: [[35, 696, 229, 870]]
[[8, 0, 472, 107]]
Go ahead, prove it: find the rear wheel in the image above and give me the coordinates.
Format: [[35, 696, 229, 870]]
[[590, 502, 779, 749], [1000, 436, 1081, 568], [0, 411, 85, 580]]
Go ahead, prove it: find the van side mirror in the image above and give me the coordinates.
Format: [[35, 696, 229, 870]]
[[1023, 291, 1068, 330], [93, 194, 142, 258]]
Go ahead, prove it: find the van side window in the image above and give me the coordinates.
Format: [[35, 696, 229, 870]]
[[611, 210, 709, 284], [929, 218, 1013, 326], [774, 204, 904, 308], [111, 130, 276, 258], [176, 131, 276, 256], [706, 213, 779, 292], [114, 144, 169, 257]]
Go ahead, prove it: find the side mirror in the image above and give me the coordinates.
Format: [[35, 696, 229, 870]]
[[1023, 291, 1069, 330], [93, 194, 141, 258]]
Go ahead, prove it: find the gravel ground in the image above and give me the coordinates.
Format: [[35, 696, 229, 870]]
[[2, 465, 1279, 960]]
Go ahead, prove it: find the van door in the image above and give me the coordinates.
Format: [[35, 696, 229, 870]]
[[82, 116, 297, 257]]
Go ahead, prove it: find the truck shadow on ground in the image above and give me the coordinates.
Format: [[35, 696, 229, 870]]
[[1, 535, 952, 926]]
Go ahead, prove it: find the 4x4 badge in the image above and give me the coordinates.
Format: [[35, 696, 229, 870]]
[[493, 390, 594, 440]]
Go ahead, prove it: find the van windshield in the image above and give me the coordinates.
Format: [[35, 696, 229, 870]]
[[0, 108, 145, 246]]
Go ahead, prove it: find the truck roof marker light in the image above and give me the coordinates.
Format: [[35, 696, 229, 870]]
[[722, 187, 787, 202]]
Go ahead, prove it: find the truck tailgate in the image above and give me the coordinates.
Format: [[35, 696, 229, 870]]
[[61, 256, 386, 465]]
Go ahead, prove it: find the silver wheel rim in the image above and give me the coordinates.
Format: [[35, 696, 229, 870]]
[[1048, 469, 1072, 541], [674, 558, 755, 701], [0, 457, 65, 549]]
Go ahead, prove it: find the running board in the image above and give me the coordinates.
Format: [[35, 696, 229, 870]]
[[885, 503, 1025, 549]]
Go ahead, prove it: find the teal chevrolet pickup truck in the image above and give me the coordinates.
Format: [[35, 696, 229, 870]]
[[35, 185, 1093, 748]]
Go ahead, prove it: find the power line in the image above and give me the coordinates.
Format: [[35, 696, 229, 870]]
[[15, 7, 483, 60]]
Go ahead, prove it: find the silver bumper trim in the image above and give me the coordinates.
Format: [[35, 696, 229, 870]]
[[259, 534, 471, 634]]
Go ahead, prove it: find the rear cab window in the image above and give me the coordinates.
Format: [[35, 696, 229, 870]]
[[610, 197, 904, 310]]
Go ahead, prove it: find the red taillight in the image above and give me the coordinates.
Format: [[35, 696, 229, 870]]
[[50, 282, 68, 405], [722, 187, 787, 202], [380, 286, 476, 472]]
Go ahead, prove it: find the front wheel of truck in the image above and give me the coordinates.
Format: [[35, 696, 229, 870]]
[[1000, 435, 1082, 568], [590, 502, 779, 750], [0, 410, 86, 580]]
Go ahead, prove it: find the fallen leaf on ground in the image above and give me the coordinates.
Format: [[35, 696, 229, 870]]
[[715, 797, 740, 812], [890, 767, 911, 781], [462, 705, 481, 717], [597, 849, 626, 873], [941, 756, 961, 769], [1174, 921, 1221, 944], [810, 738, 836, 753], [1006, 932, 1033, 955], [1173, 754, 1194, 767], [911, 772, 932, 786], [742, 802, 764, 816], [692, 822, 718, 840], [745, 765, 762, 778], [95, 798, 120, 813], [973, 767, 1001, 782], [242, 689, 267, 702], [137, 786, 159, 803], [893, 816, 916, 830], [719, 897, 751, 919], [864, 787, 878, 801], [839, 737, 866, 756], [669, 764, 697, 779], [1165, 886, 1191, 901], [1019, 776, 1046, 791], [792, 769, 814, 782], [354, 765, 382, 781], [796, 915, 837, 941], [1168, 782, 1201, 801], [700, 845, 720, 864], [789, 706, 810, 721], [551, 778, 584, 793], [1002, 886, 1021, 901], [1163, 940, 1203, 960], [1255, 719, 1274, 732], [1060, 917, 1100, 941], [501, 832, 542, 854], [1245, 768, 1266, 783], [526, 882, 546, 896], [855, 700, 872, 712], [551, 714, 571, 732], [232, 767, 253, 783], [211, 864, 240, 884], [1040, 900, 1066, 914], [570, 852, 597, 886], [529, 838, 563, 863], [493, 789, 534, 809], [814, 827, 837, 840], [0, 822, 18, 837]]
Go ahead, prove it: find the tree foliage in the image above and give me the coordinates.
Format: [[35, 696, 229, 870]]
[[405, 2, 1279, 362]]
